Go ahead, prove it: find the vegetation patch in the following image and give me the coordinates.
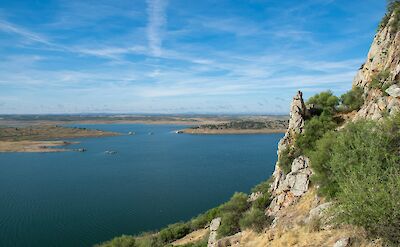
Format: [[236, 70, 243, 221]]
[[338, 87, 364, 112], [308, 115, 400, 244]]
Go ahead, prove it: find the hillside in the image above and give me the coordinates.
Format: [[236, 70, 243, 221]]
[[96, 2, 400, 247]]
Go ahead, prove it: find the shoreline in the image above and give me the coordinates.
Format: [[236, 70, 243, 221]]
[[0, 140, 75, 153], [0, 125, 119, 153]]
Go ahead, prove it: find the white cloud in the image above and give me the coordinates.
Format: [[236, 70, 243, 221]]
[[146, 0, 168, 57], [0, 20, 51, 45]]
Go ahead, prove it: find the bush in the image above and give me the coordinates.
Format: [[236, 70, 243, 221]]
[[329, 120, 400, 244], [309, 116, 400, 244], [159, 222, 191, 244], [306, 90, 339, 114], [217, 193, 249, 237], [252, 192, 272, 211], [339, 87, 364, 112], [96, 235, 136, 247], [308, 131, 339, 198], [278, 147, 296, 174], [190, 206, 221, 230], [251, 179, 271, 194], [369, 70, 390, 90], [295, 113, 337, 153], [239, 208, 272, 233]]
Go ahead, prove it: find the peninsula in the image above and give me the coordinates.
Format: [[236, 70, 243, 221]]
[[0, 125, 118, 152]]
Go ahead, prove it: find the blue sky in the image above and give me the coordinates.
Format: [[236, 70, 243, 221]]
[[0, 0, 386, 114]]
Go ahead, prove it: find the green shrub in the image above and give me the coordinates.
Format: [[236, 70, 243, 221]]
[[295, 113, 337, 153], [306, 90, 339, 114], [159, 222, 191, 244], [251, 179, 271, 194], [190, 206, 221, 230], [239, 208, 272, 233], [96, 235, 136, 247], [308, 131, 340, 198], [329, 120, 400, 244], [278, 147, 296, 174], [369, 70, 390, 90], [380, 1, 400, 32], [217, 192, 249, 237], [252, 192, 272, 211], [309, 116, 400, 244], [339, 87, 364, 112]]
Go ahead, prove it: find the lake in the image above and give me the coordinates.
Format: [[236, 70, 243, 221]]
[[0, 124, 283, 247]]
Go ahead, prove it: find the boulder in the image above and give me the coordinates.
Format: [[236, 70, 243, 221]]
[[248, 192, 262, 202], [333, 237, 350, 247], [385, 84, 400, 98], [216, 232, 242, 247]]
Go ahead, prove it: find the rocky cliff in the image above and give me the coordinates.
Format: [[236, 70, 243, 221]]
[[268, 91, 312, 215], [268, 6, 400, 216], [352, 10, 400, 120]]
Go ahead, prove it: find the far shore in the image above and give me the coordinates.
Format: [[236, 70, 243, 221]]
[[0, 140, 74, 153], [0, 125, 119, 153]]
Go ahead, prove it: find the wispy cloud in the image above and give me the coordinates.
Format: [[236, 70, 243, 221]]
[[146, 0, 168, 57], [0, 20, 51, 45]]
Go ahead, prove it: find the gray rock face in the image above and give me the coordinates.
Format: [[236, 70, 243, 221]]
[[333, 237, 350, 247], [207, 217, 221, 247], [350, 12, 400, 120], [278, 91, 308, 152], [386, 84, 400, 98], [268, 91, 312, 216], [288, 91, 307, 134], [248, 192, 262, 202], [268, 156, 312, 215], [307, 202, 332, 224]]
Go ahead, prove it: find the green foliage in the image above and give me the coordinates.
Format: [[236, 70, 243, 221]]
[[339, 87, 364, 112], [239, 208, 272, 233], [330, 120, 400, 244], [309, 116, 400, 244], [159, 222, 191, 244], [308, 131, 339, 198], [217, 192, 249, 238], [369, 70, 390, 90], [379, 1, 400, 31], [252, 193, 272, 211], [279, 147, 296, 174], [251, 179, 271, 194], [95, 235, 136, 247], [306, 90, 339, 114], [295, 113, 338, 153], [190, 207, 221, 230]]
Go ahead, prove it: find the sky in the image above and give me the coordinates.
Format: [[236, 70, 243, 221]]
[[0, 0, 387, 114]]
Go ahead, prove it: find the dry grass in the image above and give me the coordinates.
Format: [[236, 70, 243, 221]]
[[0, 140, 71, 152], [171, 228, 208, 246], [238, 189, 382, 247]]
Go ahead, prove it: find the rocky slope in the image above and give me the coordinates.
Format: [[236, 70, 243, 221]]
[[352, 10, 400, 120], [199, 8, 400, 247]]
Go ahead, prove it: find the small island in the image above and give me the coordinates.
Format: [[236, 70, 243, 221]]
[[179, 119, 289, 135]]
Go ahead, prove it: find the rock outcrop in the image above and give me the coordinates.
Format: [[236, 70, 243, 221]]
[[277, 91, 307, 151], [266, 90, 315, 216], [207, 217, 221, 247], [268, 156, 312, 215], [352, 11, 400, 121]]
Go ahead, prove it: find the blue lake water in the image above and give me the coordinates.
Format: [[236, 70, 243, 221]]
[[0, 124, 283, 247]]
